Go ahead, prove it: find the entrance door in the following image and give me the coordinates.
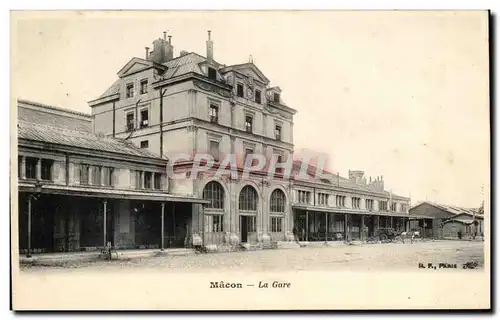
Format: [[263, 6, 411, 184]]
[[241, 216, 248, 243]]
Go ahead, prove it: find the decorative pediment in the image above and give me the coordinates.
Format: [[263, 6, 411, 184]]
[[117, 57, 154, 78], [220, 63, 270, 85]]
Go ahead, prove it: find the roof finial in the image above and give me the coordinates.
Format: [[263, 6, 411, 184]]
[[249, 54, 253, 63], [208, 30, 211, 41]]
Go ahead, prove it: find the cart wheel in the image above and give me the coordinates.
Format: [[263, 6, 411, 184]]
[[380, 234, 388, 242], [395, 236, 403, 243]]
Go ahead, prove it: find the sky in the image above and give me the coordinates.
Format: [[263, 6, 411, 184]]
[[11, 10, 490, 208]]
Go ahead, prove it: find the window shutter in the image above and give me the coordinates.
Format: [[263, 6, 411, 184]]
[[73, 164, 80, 184], [161, 174, 168, 191], [52, 161, 59, 182], [130, 170, 136, 189], [111, 168, 118, 187]]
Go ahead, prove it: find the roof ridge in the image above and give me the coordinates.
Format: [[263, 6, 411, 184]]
[[18, 99, 91, 118], [18, 120, 161, 159]]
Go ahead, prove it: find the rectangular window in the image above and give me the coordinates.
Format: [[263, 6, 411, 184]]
[[391, 203, 397, 212], [126, 112, 135, 131], [25, 157, 37, 180], [400, 204, 406, 212], [209, 140, 220, 161], [352, 197, 360, 209], [126, 83, 134, 98], [255, 90, 262, 104], [40, 159, 53, 181], [336, 195, 346, 207], [154, 172, 162, 190], [270, 217, 283, 232], [140, 140, 149, 148], [140, 79, 148, 94], [209, 104, 219, 123], [275, 125, 282, 140], [366, 199, 374, 211], [237, 83, 244, 97], [245, 116, 253, 133], [144, 171, 152, 189], [212, 214, 224, 232], [92, 166, 101, 185], [80, 164, 90, 185], [298, 190, 311, 204], [318, 193, 329, 206], [135, 171, 142, 189], [208, 67, 217, 80], [273, 92, 280, 103], [379, 201, 388, 211], [18, 156, 22, 179], [102, 167, 113, 187], [140, 109, 149, 128]]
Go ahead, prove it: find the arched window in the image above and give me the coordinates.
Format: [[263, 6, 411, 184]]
[[270, 189, 286, 213], [203, 181, 224, 209], [239, 185, 258, 211]]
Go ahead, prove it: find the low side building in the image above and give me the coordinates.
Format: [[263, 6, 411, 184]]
[[409, 202, 483, 240], [291, 164, 412, 242], [16, 100, 207, 255], [442, 212, 484, 239]]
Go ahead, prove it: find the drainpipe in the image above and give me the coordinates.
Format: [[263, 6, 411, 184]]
[[65, 154, 69, 186], [112, 101, 116, 137], [159, 89, 167, 158]]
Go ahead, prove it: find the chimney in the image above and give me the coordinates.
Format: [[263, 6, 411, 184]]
[[348, 170, 365, 185], [151, 37, 166, 64], [145, 47, 150, 59], [206, 30, 214, 61], [163, 35, 174, 61]]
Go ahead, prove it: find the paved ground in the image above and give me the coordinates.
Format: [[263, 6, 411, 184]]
[[20, 240, 484, 273]]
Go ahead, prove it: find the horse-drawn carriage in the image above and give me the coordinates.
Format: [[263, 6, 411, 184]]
[[365, 227, 404, 243]]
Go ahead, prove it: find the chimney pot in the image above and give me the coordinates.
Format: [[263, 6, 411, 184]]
[[163, 31, 167, 41], [206, 30, 214, 61], [145, 47, 150, 59], [168, 35, 172, 44]]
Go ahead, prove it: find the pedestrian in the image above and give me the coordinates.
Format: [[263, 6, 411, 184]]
[[292, 226, 300, 244]]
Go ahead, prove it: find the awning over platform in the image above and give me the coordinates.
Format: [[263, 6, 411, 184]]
[[292, 204, 429, 219], [18, 183, 210, 204]]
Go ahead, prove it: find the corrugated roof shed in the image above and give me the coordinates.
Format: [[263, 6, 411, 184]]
[[18, 100, 92, 133], [18, 120, 161, 159]]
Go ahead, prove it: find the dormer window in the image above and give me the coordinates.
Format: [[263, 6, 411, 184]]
[[208, 67, 217, 80], [237, 83, 244, 97], [126, 83, 134, 98], [255, 90, 262, 104], [273, 92, 280, 103]]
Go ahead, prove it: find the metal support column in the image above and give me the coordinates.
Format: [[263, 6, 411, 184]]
[[161, 202, 165, 251], [361, 215, 365, 241], [305, 210, 309, 241], [325, 213, 329, 243], [103, 200, 107, 248], [344, 213, 348, 242], [27, 196, 32, 258]]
